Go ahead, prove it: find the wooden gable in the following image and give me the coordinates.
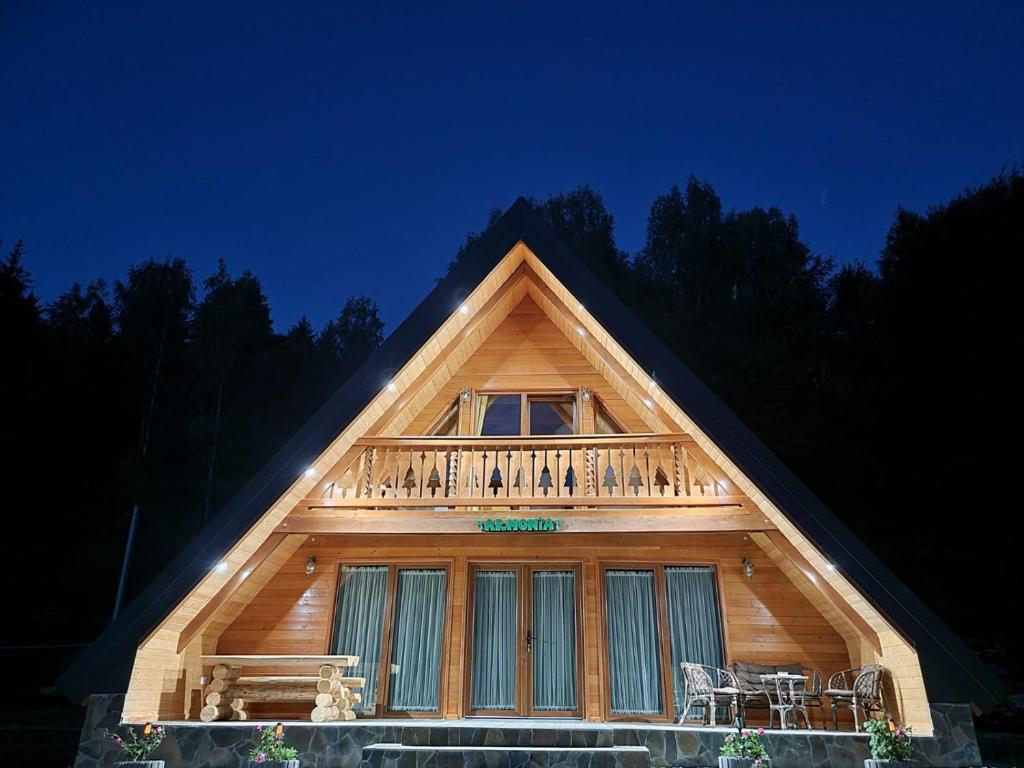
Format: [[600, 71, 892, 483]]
[[117, 238, 932, 732]]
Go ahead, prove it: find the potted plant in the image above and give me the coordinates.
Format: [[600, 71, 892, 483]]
[[864, 719, 916, 768], [249, 723, 300, 767], [719, 727, 771, 768], [103, 723, 166, 767]]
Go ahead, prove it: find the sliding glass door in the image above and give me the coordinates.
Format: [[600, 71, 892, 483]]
[[466, 564, 581, 717], [602, 564, 724, 721], [330, 563, 449, 717]]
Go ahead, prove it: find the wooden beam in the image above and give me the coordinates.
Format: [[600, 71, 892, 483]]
[[760, 530, 882, 654], [354, 433, 694, 448], [301, 494, 749, 509], [277, 507, 774, 534], [176, 533, 298, 653]]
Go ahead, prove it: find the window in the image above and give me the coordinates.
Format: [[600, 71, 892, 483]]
[[331, 564, 449, 715], [529, 394, 576, 435], [475, 393, 578, 436], [594, 397, 625, 434], [476, 394, 521, 435], [602, 564, 724, 720], [429, 399, 460, 436]]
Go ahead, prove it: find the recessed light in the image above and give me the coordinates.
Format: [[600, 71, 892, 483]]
[[304, 467, 316, 478], [214, 562, 229, 574], [459, 304, 469, 315]]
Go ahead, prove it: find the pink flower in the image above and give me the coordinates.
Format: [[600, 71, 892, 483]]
[[255, 752, 267, 763], [742, 729, 750, 736], [754, 760, 763, 766], [156, 726, 164, 734], [757, 728, 765, 735]]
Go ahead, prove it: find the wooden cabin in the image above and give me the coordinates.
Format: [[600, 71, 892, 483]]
[[61, 199, 999, 766]]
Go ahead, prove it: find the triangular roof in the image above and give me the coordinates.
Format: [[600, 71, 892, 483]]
[[59, 198, 1004, 712]]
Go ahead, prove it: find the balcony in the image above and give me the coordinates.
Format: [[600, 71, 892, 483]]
[[306, 434, 744, 509]]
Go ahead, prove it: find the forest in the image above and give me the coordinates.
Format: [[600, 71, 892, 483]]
[[1, 169, 1020, 704]]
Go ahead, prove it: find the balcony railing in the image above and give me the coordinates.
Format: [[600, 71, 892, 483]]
[[311, 434, 740, 509]]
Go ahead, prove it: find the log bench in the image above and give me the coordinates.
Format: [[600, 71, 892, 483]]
[[199, 655, 363, 722]]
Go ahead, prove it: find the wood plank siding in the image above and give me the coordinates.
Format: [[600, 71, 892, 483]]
[[218, 533, 852, 722]]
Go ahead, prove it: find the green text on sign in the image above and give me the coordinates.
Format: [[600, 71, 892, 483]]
[[475, 517, 563, 533]]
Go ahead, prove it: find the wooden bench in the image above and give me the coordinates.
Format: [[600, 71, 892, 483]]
[[199, 655, 363, 722]]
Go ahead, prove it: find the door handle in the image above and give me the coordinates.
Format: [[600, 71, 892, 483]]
[[526, 630, 533, 652]]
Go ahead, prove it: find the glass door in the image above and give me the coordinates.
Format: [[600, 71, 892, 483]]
[[465, 564, 582, 717]]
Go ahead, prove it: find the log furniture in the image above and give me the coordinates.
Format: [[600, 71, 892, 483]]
[[199, 655, 363, 722]]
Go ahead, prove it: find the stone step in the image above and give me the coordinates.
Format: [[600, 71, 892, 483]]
[[361, 742, 652, 768]]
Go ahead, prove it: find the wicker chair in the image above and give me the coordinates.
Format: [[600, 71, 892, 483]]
[[803, 668, 826, 729], [827, 664, 887, 731], [679, 663, 740, 726]]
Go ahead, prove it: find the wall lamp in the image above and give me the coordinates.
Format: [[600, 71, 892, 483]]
[[742, 557, 754, 580], [305, 556, 317, 576]]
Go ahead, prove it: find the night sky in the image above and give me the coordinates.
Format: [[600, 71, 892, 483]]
[[2, 2, 1022, 331]]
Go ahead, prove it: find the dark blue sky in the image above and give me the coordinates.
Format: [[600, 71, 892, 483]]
[[2, 2, 1022, 331]]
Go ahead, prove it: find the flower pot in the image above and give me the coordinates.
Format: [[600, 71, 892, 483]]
[[865, 761, 916, 768], [248, 761, 300, 768], [113, 762, 165, 768], [719, 758, 771, 768]]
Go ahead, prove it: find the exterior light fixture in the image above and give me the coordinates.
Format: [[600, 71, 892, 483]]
[[580, 386, 592, 403], [305, 556, 317, 576], [214, 562, 229, 574], [643, 398, 654, 410], [826, 563, 837, 572], [304, 467, 316, 479], [576, 326, 586, 337], [459, 387, 472, 403], [386, 381, 397, 392], [742, 557, 754, 580], [240, 569, 251, 580], [459, 304, 469, 315]]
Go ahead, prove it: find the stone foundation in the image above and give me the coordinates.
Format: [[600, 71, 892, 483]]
[[73, 695, 982, 768]]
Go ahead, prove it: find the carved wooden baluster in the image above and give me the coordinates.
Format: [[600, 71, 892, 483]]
[[585, 445, 597, 497], [618, 447, 626, 497], [481, 449, 489, 500], [554, 449, 562, 497], [643, 445, 652, 496], [361, 447, 375, 498], [446, 448, 459, 498], [602, 447, 617, 496], [505, 449, 512, 498], [671, 443, 682, 497], [418, 451, 427, 497]]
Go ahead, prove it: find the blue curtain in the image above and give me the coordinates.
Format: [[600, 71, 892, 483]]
[[470, 570, 518, 710], [532, 570, 578, 711], [387, 568, 448, 711], [604, 569, 663, 714], [665, 566, 725, 717], [331, 565, 388, 714]]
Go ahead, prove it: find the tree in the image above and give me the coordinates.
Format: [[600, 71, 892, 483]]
[[191, 260, 273, 522], [319, 295, 384, 383], [531, 187, 631, 292]]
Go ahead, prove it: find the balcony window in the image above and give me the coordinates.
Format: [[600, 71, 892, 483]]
[[475, 393, 577, 436]]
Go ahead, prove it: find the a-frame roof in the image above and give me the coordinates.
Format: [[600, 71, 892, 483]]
[[59, 198, 1004, 712]]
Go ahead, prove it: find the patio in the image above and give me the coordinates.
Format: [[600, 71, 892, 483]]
[[75, 694, 982, 768]]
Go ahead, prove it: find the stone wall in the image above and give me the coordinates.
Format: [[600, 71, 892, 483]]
[[74, 694, 981, 768]]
